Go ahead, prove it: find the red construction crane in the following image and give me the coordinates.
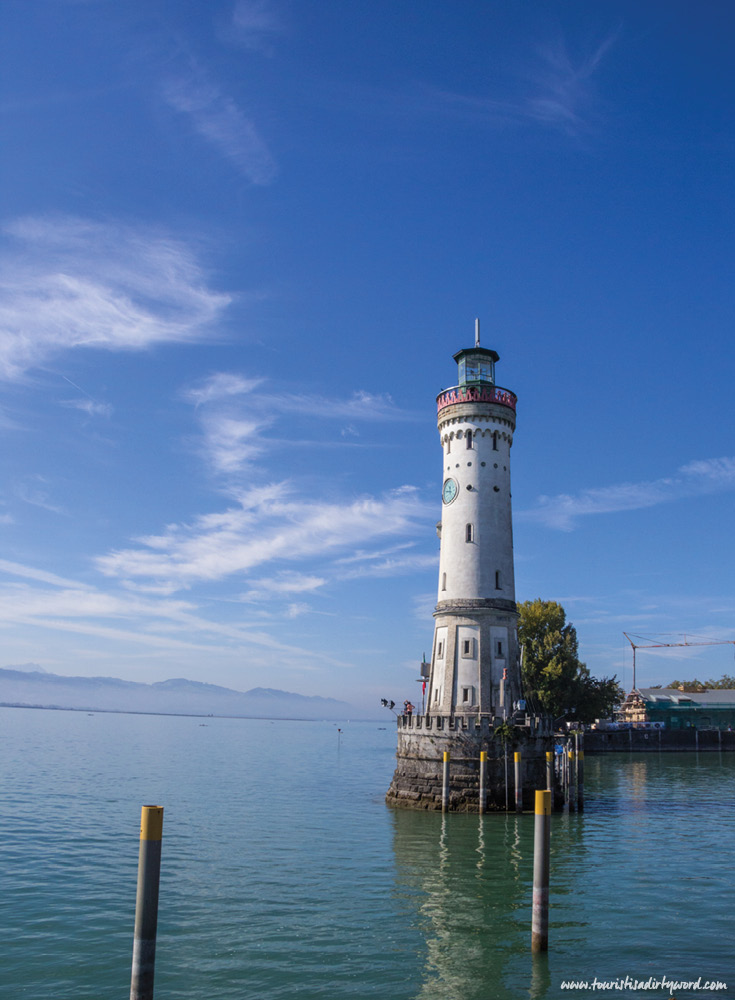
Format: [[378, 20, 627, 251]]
[[623, 632, 735, 691]]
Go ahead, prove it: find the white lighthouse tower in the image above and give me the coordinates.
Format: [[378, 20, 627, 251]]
[[429, 319, 520, 718], [387, 324, 549, 812]]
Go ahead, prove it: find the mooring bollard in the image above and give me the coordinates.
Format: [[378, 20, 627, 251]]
[[531, 790, 551, 953], [514, 751, 522, 813], [442, 751, 450, 813], [130, 805, 164, 1000], [545, 751, 554, 808], [479, 750, 487, 814]]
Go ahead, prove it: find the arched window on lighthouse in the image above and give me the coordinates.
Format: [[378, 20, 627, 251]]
[[492, 431, 498, 451], [495, 570, 501, 590], [466, 430, 473, 449], [441, 572, 447, 591], [465, 523, 474, 543]]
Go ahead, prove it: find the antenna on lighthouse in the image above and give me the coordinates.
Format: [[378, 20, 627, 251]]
[[474, 317, 480, 346]]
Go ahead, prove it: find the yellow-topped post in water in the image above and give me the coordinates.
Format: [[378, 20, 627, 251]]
[[479, 750, 487, 814], [514, 751, 522, 812], [130, 806, 164, 1000], [441, 752, 450, 813], [531, 790, 551, 953]]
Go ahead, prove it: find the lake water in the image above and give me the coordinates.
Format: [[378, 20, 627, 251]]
[[2, 707, 733, 999]]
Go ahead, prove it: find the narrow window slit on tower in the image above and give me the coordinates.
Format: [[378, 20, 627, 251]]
[[493, 431, 498, 450], [465, 523, 473, 543], [441, 572, 447, 591], [495, 570, 501, 590], [496, 640, 503, 656], [466, 430, 473, 449]]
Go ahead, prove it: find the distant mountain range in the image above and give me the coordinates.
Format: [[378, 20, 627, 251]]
[[0, 667, 367, 720]]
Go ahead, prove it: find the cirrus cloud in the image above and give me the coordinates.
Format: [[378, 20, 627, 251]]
[[0, 216, 231, 380], [519, 457, 735, 531], [96, 485, 430, 591]]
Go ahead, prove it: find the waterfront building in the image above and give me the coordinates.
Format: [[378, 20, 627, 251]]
[[619, 688, 735, 730], [386, 324, 551, 811]]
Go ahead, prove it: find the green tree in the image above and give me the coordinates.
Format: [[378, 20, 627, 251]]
[[667, 675, 735, 691], [518, 599, 623, 723]]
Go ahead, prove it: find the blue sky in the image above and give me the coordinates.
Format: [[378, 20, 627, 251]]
[[2, 0, 735, 709]]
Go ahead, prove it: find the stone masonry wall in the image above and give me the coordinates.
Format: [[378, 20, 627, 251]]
[[386, 717, 554, 812]]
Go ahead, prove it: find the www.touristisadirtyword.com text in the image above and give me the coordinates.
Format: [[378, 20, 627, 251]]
[[560, 977, 727, 992]]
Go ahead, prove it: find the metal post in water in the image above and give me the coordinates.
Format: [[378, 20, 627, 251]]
[[479, 750, 487, 814], [562, 748, 569, 811], [577, 750, 584, 811], [569, 749, 577, 812], [531, 790, 551, 953], [545, 751, 554, 808], [130, 805, 164, 1000], [442, 751, 450, 813], [514, 751, 522, 813]]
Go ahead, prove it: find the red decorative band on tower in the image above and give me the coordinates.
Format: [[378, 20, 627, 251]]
[[436, 385, 517, 414]]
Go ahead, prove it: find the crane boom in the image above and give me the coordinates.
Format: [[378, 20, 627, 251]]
[[622, 633, 735, 691]]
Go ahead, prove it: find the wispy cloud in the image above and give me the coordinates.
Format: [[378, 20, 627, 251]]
[[520, 457, 735, 530], [61, 399, 113, 418], [0, 559, 89, 589], [231, 0, 283, 52], [57, 373, 112, 417], [185, 371, 414, 475], [240, 571, 327, 602], [524, 32, 618, 133], [15, 476, 66, 515], [338, 552, 437, 580], [200, 413, 269, 473], [186, 372, 407, 421], [0, 216, 230, 380], [96, 486, 429, 591], [418, 29, 618, 137], [163, 75, 276, 183], [184, 373, 265, 406], [0, 560, 349, 666]]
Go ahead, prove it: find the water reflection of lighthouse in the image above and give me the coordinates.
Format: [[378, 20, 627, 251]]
[[391, 810, 532, 1000]]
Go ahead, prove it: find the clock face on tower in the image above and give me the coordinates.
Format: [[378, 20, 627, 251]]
[[442, 478, 458, 504]]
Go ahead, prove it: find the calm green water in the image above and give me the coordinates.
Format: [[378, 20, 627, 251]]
[[2, 707, 733, 999]]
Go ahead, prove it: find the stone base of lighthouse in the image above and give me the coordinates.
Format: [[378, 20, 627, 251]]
[[386, 714, 555, 812]]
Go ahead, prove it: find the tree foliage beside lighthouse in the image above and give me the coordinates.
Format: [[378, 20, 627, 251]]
[[518, 599, 622, 723]]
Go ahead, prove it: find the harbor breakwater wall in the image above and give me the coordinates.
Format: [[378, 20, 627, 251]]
[[584, 728, 735, 753]]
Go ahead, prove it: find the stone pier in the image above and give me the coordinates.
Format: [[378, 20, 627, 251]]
[[386, 713, 555, 812]]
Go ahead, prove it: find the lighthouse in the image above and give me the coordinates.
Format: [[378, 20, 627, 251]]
[[386, 323, 551, 812], [430, 319, 520, 719]]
